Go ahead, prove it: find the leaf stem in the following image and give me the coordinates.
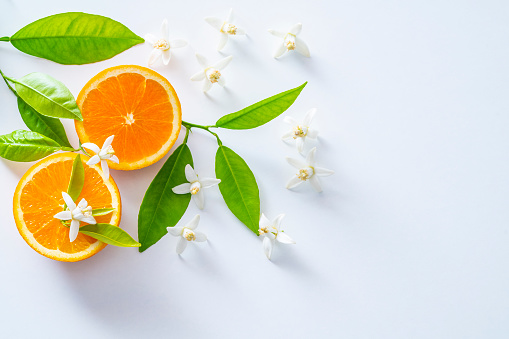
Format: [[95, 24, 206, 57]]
[[0, 69, 17, 96], [0, 37, 9, 42], [182, 120, 222, 146]]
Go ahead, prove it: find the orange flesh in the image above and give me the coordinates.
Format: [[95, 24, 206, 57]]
[[14, 153, 121, 261], [76, 66, 181, 170]]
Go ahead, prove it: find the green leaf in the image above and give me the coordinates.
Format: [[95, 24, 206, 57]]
[[13, 72, 82, 121], [215, 146, 260, 233], [138, 143, 193, 252], [92, 208, 115, 216], [17, 97, 72, 148], [79, 223, 141, 247], [67, 154, 84, 201], [0, 130, 71, 162], [10, 12, 144, 65], [215, 82, 307, 130]]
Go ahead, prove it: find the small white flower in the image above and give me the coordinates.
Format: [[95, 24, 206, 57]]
[[258, 213, 295, 260], [286, 147, 334, 192], [282, 108, 318, 153], [190, 53, 233, 92], [82, 135, 119, 179], [167, 215, 207, 254], [144, 19, 187, 66], [54, 192, 96, 242], [205, 8, 246, 50], [172, 164, 221, 209], [268, 23, 310, 58]]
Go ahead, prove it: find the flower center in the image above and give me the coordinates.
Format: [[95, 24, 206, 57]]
[[82, 206, 93, 218], [297, 167, 314, 181], [221, 23, 237, 35], [284, 34, 296, 51], [258, 226, 270, 236], [124, 113, 135, 125], [100, 145, 115, 159], [293, 125, 307, 138], [206, 68, 222, 83], [190, 182, 201, 195], [154, 39, 170, 51], [183, 228, 196, 241]]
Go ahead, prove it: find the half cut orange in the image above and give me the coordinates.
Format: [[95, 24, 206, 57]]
[[13, 153, 122, 262], [75, 65, 182, 170]]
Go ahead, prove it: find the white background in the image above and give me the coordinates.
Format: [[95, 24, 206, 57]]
[[1, 0, 509, 338]]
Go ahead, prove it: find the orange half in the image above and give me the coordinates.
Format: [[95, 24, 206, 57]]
[[13, 153, 122, 262], [75, 65, 182, 170]]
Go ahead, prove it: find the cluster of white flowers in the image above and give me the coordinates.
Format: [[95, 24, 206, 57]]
[[144, 9, 310, 92], [282, 109, 334, 193]]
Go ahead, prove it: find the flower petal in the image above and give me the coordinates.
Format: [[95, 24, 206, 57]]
[[213, 55, 233, 70], [86, 155, 100, 166], [186, 214, 201, 230], [272, 214, 285, 231], [259, 213, 271, 229], [172, 183, 191, 194], [296, 137, 305, 153], [81, 143, 100, 154], [101, 160, 110, 179], [315, 167, 335, 177], [170, 39, 187, 48], [286, 176, 303, 189], [295, 36, 310, 57], [194, 231, 207, 242], [144, 33, 158, 45], [200, 178, 221, 188], [148, 49, 162, 66], [277, 232, 296, 244], [190, 71, 206, 81], [289, 23, 302, 35], [263, 237, 273, 260], [162, 50, 171, 65], [307, 129, 319, 139], [161, 19, 169, 40], [306, 147, 317, 166], [202, 79, 213, 92], [217, 33, 228, 51], [282, 131, 293, 140], [286, 157, 307, 169], [69, 220, 80, 242], [103, 135, 115, 149], [235, 27, 246, 35], [273, 42, 287, 58], [176, 237, 188, 254], [283, 116, 298, 126], [193, 190, 205, 210], [309, 175, 323, 192], [78, 198, 88, 209], [217, 76, 226, 87], [205, 17, 223, 31], [268, 29, 285, 38], [184, 164, 197, 183], [226, 8, 234, 22], [109, 155, 120, 164], [195, 53, 209, 68], [62, 192, 76, 210], [167, 226, 184, 237], [303, 108, 317, 126], [81, 216, 97, 225], [54, 211, 72, 220]]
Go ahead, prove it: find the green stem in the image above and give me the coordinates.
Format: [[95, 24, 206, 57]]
[[182, 120, 222, 146], [0, 69, 17, 96], [183, 126, 190, 144], [0, 37, 9, 42]]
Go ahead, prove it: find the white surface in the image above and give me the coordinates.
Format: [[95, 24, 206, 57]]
[[1, 0, 509, 338]]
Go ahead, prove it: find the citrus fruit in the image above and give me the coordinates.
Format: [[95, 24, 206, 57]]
[[75, 65, 182, 171], [13, 152, 121, 262]]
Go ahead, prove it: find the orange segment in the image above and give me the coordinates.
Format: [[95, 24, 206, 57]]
[[75, 65, 182, 170], [13, 152, 121, 262]]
